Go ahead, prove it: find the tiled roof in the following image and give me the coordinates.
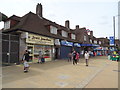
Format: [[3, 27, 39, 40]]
[[2, 12, 78, 43]]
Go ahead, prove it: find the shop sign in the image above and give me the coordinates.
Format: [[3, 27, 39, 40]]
[[92, 44, 100, 47], [26, 33, 54, 45], [61, 40, 73, 46], [74, 43, 81, 47], [80, 44, 92, 46], [109, 36, 114, 46], [55, 39, 60, 45]]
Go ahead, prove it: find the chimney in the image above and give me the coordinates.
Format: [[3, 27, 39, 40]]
[[76, 25, 79, 30], [90, 31, 93, 36], [65, 20, 70, 29], [36, 3, 42, 17]]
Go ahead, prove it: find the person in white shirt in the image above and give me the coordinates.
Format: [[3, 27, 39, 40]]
[[84, 51, 89, 66]]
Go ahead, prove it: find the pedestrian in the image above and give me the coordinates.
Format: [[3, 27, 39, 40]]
[[76, 52, 80, 63], [84, 51, 89, 66], [41, 55, 45, 64], [22, 50, 30, 62], [23, 60, 30, 72], [72, 51, 77, 65], [22, 50, 30, 72], [38, 51, 42, 63], [68, 52, 72, 62]]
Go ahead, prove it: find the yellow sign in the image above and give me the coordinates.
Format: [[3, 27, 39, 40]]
[[26, 33, 54, 45], [113, 51, 116, 55]]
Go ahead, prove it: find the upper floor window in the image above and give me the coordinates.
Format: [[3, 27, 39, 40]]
[[50, 26, 57, 34], [84, 36, 87, 41], [94, 40, 97, 44], [71, 34, 76, 40], [4, 20, 10, 30], [62, 30, 68, 37], [99, 41, 101, 44], [90, 39, 92, 43]]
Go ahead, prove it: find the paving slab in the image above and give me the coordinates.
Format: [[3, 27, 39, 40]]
[[2, 56, 118, 88]]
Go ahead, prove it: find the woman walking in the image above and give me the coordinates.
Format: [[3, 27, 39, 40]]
[[84, 51, 89, 66]]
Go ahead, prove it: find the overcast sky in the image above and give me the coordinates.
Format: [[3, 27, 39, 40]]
[[0, 0, 119, 38]]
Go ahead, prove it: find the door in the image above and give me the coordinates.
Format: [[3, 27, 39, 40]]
[[60, 46, 72, 59]]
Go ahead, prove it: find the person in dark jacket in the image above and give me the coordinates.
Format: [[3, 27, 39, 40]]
[[22, 50, 30, 62], [72, 51, 77, 65]]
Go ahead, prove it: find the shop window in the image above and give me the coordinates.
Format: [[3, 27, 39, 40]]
[[34, 45, 52, 61]]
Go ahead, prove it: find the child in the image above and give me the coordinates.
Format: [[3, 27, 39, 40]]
[[23, 60, 30, 72]]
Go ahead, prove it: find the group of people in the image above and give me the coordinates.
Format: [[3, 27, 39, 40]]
[[22, 50, 90, 73], [68, 50, 90, 66]]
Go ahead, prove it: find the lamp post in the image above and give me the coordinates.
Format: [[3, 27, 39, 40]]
[[113, 16, 115, 50], [113, 15, 120, 50]]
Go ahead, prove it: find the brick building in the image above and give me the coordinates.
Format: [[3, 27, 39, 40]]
[[2, 3, 108, 64]]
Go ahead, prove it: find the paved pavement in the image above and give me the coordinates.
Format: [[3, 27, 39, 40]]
[[2, 56, 119, 88]]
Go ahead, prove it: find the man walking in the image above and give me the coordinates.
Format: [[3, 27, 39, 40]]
[[84, 51, 89, 66], [72, 51, 77, 65]]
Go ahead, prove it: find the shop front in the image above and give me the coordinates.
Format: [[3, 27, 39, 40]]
[[73, 43, 81, 53], [54, 39, 61, 59], [26, 33, 54, 62], [60, 40, 73, 59], [93, 47, 108, 56]]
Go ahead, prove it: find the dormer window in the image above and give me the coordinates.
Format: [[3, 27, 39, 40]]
[[84, 36, 87, 41], [94, 40, 97, 44], [90, 39, 92, 43], [4, 20, 10, 30], [50, 25, 57, 34], [62, 30, 68, 37], [71, 34, 76, 40]]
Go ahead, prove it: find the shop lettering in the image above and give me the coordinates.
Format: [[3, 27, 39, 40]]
[[26, 33, 54, 45], [41, 37, 51, 41], [32, 36, 40, 40]]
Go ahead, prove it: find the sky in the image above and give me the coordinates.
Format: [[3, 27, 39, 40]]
[[0, 0, 119, 38]]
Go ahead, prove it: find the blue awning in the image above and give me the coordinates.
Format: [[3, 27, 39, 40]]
[[61, 41, 73, 46]]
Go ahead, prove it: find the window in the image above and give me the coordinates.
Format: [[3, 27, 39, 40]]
[[90, 39, 92, 43], [4, 20, 10, 30], [94, 40, 97, 44], [62, 30, 68, 37], [50, 26, 57, 34], [71, 34, 76, 39], [84, 36, 87, 41], [99, 41, 101, 44]]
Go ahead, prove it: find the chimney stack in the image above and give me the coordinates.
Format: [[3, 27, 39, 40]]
[[76, 25, 79, 30], [65, 20, 70, 29], [36, 3, 42, 17], [90, 31, 93, 36]]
